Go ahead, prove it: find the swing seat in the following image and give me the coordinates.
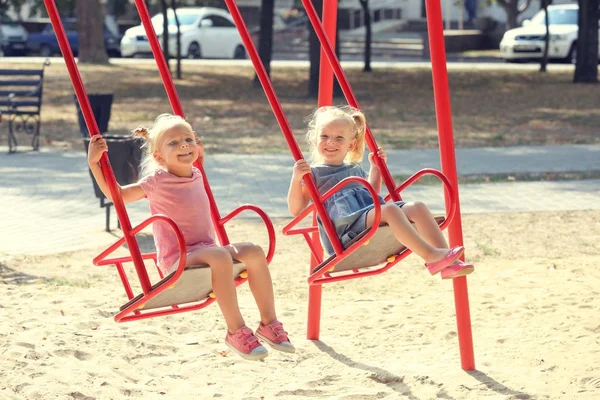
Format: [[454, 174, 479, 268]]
[[92, 208, 274, 322], [313, 216, 446, 274], [120, 261, 247, 311], [284, 169, 455, 284]]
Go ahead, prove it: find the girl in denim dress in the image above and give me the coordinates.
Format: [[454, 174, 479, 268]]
[[287, 106, 474, 279]]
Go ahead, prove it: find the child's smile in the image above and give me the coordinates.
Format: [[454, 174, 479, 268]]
[[155, 126, 200, 176], [317, 122, 356, 164]]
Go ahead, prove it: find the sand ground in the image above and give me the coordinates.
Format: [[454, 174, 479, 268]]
[[1, 210, 599, 400]]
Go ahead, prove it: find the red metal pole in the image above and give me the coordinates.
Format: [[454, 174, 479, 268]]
[[42, 0, 151, 294], [424, 0, 475, 371], [307, 0, 339, 341], [132, 0, 230, 247], [317, 0, 338, 107]]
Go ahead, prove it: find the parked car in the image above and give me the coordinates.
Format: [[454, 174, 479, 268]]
[[500, 4, 600, 63], [120, 7, 246, 59], [26, 19, 122, 57], [0, 14, 28, 56]]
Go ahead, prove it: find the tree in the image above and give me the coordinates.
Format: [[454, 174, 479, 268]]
[[539, 0, 549, 72], [358, 0, 372, 72], [254, 0, 275, 88], [160, 0, 169, 63], [307, 0, 342, 98], [171, 0, 182, 79], [105, 0, 124, 36], [573, 0, 598, 83], [76, 0, 108, 64], [495, 0, 534, 30], [308, 0, 323, 97], [3, 0, 77, 19]]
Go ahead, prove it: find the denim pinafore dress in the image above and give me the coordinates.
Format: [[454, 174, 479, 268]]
[[310, 163, 405, 255]]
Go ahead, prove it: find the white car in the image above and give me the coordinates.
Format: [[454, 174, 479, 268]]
[[500, 4, 600, 63], [120, 7, 245, 59]]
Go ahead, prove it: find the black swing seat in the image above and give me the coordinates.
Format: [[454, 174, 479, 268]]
[[313, 216, 445, 274], [120, 261, 246, 311]]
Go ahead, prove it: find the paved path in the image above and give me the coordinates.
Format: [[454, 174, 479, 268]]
[[1, 56, 577, 71], [0, 144, 598, 256]]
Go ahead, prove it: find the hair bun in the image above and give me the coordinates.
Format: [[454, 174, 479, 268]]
[[133, 125, 150, 139]]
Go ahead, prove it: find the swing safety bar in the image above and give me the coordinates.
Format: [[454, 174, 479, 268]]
[[283, 176, 382, 282], [282, 168, 457, 285]]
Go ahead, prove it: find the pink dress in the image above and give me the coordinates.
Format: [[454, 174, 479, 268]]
[[139, 167, 216, 274]]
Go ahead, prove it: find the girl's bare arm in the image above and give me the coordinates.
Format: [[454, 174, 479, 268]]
[[88, 135, 146, 204], [287, 160, 312, 216]]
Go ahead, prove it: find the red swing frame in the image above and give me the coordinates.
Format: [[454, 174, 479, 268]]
[[221, 0, 475, 370], [42, 0, 276, 323]]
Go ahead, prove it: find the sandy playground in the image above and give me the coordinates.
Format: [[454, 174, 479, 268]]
[[0, 210, 599, 400]]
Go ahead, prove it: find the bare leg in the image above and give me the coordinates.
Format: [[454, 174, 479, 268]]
[[365, 203, 449, 264], [186, 246, 245, 334], [402, 201, 448, 249], [225, 242, 277, 326]]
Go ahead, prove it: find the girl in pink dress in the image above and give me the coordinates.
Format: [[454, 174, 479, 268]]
[[87, 114, 293, 360]]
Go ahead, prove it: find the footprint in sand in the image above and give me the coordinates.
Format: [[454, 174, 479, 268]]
[[277, 389, 328, 397], [54, 349, 93, 361], [172, 325, 193, 335], [95, 310, 113, 318], [25, 350, 47, 360], [75, 321, 100, 331], [120, 389, 143, 397], [15, 342, 35, 349], [580, 377, 600, 389], [307, 375, 341, 387], [445, 331, 457, 340], [13, 383, 32, 394], [70, 391, 96, 400]]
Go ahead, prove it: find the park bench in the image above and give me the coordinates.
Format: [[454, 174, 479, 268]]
[[0, 60, 50, 153]]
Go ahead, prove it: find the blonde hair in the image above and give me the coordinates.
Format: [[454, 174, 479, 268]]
[[306, 105, 367, 164], [132, 113, 197, 177]]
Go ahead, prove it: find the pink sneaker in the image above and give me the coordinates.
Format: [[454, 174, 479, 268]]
[[255, 321, 295, 353], [225, 326, 268, 360], [441, 261, 474, 279]]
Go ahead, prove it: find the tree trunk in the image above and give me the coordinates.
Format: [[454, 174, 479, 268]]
[[333, 10, 342, 98], [574, 0, 599, 83], [308, 0, 342, 98], [105, 0, 119, 36], [160, 0, 169, 67], [359, 0, 372, 72], [539, 0, 549, 72], [76, 0, 108, 64], [254, 0, 275, 88], [171, 0, 182, 79], [308, 0, 323, 97], [504, 2, 519, 30], [497, 0, 534, 30]]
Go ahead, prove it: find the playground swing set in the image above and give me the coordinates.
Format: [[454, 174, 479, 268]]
[[42, 0, 475, 370]]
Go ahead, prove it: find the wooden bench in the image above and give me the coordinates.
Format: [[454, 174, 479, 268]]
[[0, 60, 50, 153]]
